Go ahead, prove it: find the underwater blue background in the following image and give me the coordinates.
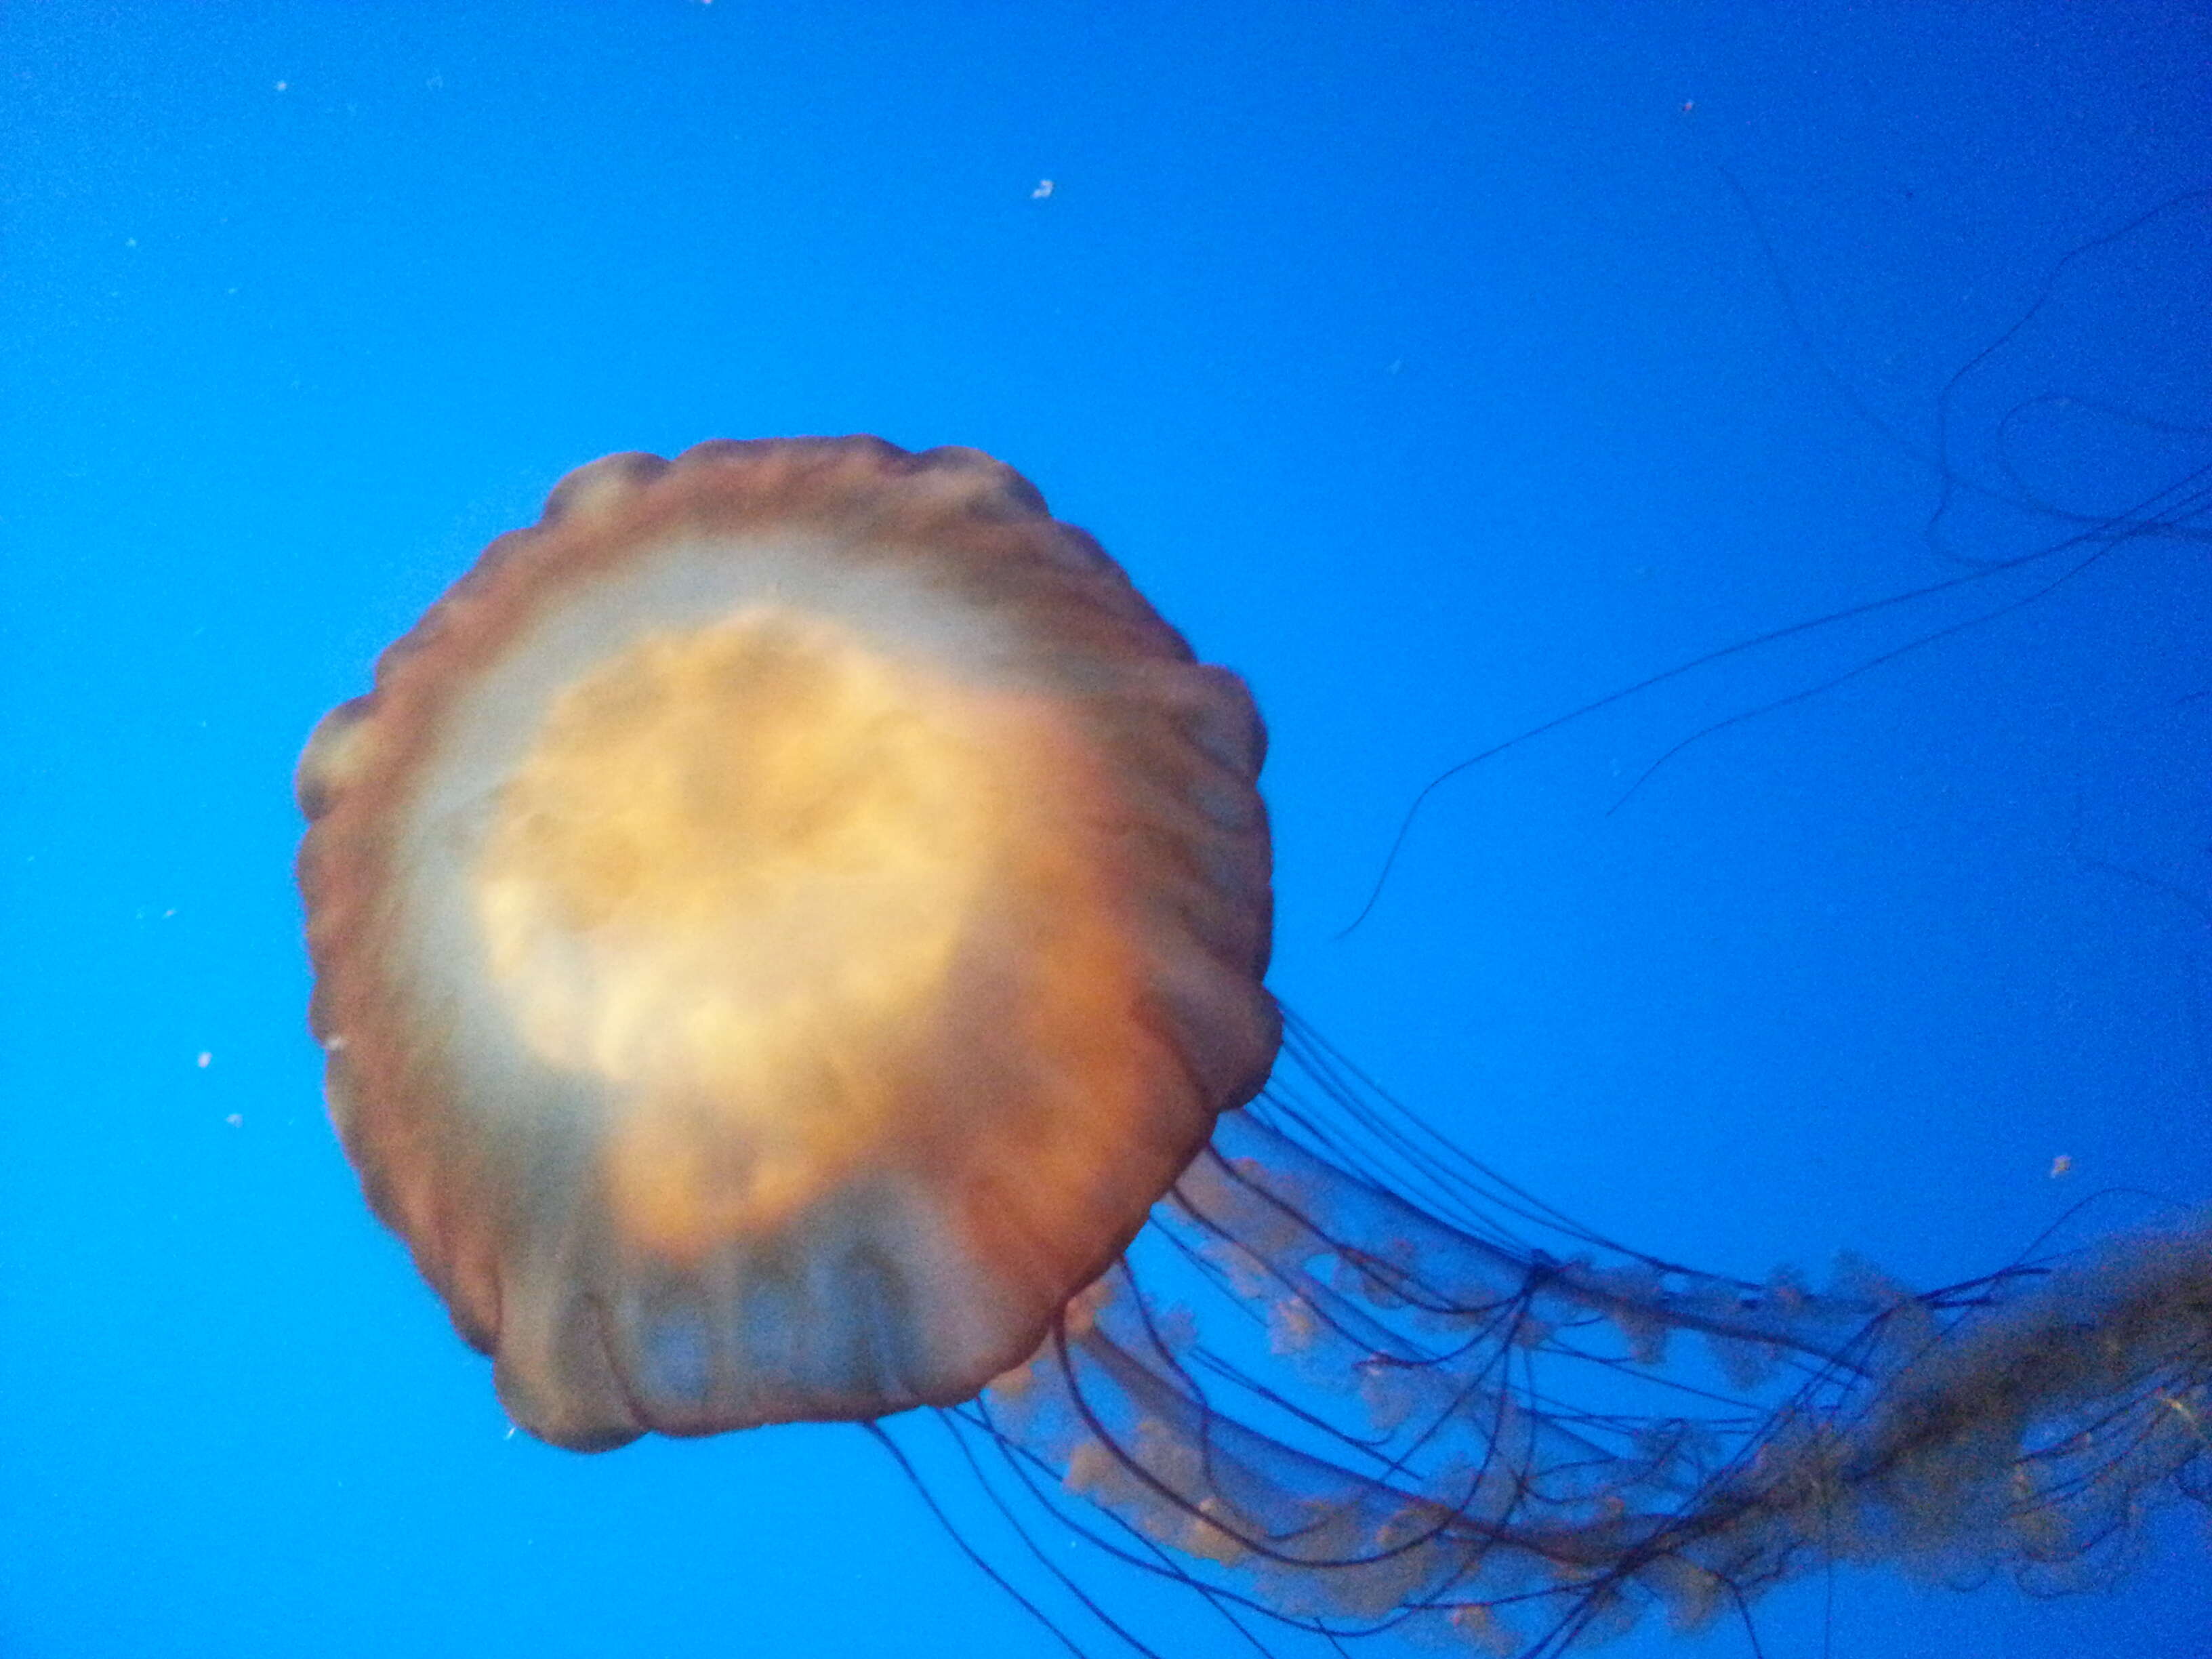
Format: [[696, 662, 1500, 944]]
[[3, 3, 2209, 1655]]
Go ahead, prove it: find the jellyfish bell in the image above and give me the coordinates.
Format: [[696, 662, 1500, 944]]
[[295, 436, 1278, 1451]]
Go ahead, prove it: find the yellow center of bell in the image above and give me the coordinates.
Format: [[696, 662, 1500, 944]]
[[473, 604, 1005, 1256]]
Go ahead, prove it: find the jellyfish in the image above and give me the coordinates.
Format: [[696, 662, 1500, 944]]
[[297, 436, 2210, 1654]]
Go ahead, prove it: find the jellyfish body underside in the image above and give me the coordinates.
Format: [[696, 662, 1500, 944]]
[[296, 436, 1279, 1450]]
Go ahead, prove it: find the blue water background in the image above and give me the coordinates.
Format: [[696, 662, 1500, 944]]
[[3, 4, 2208, 1655]]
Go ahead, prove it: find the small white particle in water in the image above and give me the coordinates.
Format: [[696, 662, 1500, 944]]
[[197, 1052, 212, 1069], [1031, 179, 1054, 199], [225, 1113, 243, 1129]]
